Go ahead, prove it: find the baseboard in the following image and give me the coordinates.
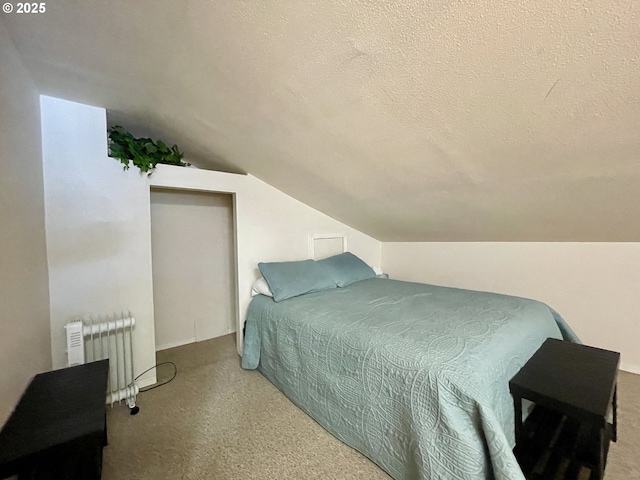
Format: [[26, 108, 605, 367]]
[[620, 362, 640, 376], [155, 337, 196, 352], [137, 375, 157, 389]]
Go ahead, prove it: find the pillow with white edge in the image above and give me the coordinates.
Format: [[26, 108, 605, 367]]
[[251, 276, 274, 297], [372, 265, 383, 275]]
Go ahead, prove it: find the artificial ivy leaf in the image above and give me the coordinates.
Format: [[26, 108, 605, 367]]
[[107, 125, 188, 174]]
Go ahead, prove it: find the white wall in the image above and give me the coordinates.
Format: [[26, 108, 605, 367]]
[[41, 96, 158, 385], [382, 242, 640, 374], [151, 189, 235, 350], [40, 96, 381, 376], [149, 167, 383, 355], [0, 19, 51, 423]]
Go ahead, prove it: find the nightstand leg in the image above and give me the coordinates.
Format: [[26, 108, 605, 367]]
[[513, 396, 523, 447], [612, 384, 617, 442], [596, 428, 605, 480]]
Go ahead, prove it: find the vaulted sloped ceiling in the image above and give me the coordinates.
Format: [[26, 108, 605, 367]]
[[4, 1, 639, 241]]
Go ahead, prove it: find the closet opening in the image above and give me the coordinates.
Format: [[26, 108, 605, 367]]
[[149, 187, 236, 355]]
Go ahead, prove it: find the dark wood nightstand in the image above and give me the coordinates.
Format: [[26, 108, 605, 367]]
[[509, 338, 619, 480], [0, 360, 109, 480]]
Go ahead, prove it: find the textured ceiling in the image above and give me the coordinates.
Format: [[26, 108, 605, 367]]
[[4, 1, 640, 241]]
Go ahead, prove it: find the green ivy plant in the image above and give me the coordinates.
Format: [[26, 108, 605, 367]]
[[108, 125, 190, 175]]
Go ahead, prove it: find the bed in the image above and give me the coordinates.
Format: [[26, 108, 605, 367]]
[[242, 261, 578, 480]]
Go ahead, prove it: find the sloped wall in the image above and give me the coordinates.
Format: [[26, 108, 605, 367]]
[[0, 19, 51, 423], [382, 242, 640, 373]]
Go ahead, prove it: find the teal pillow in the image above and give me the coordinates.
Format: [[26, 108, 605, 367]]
[[317, 252, 375, 287], [258, 259, 337, 302]]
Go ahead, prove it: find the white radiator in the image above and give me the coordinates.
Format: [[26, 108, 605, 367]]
[[65, 312, 139, 411]]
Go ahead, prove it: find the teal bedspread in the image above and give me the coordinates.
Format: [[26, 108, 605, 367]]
[[242, 278, 578, 480]]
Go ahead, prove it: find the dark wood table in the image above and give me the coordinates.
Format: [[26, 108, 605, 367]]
[[509, 338, 619, 480], [0, 360, 109, 480]]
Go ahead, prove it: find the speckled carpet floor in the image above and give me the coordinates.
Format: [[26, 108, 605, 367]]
[[102, 334, 639, 480]]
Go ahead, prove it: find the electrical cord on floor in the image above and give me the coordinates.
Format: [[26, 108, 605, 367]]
[[134, 361, 178, 393]]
